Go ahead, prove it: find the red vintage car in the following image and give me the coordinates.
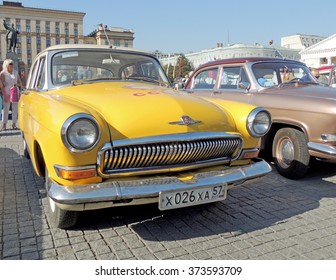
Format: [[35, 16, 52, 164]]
[[318, 65, 336, 87]]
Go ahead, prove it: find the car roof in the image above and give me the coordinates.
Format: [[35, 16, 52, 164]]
[[318, 65, 335, 71], [195, 57, 305, 70], [38, 44, 153, 56]]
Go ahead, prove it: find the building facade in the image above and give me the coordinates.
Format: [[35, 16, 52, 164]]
[[300, 34, 336, 68], [86, 24, 134, 48], [281, 34, 326, 50], [0, 1, 135, 80], [160, 43, 301, 70], [0, 1, 85, 74]]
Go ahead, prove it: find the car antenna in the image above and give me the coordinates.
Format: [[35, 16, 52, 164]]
[[269, 40, 285, 60]]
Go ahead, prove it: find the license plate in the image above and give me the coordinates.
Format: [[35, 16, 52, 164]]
[[159, 184, 227, 210]]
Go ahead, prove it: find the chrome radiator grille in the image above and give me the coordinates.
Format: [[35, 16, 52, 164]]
[[98, 133, 242, 177]]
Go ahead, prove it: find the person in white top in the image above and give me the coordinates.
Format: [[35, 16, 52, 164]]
[[0, 59, 22, 131]]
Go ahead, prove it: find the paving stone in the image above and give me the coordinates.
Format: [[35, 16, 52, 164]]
[[2, 130, 336, 260]]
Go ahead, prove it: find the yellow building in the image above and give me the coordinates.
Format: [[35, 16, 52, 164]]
[[0, 1, 134, 81]]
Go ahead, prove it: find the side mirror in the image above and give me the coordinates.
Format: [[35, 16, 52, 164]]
[[239, 81, 251, 92]]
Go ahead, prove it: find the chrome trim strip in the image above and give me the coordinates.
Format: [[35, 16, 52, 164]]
[[308, 142, 336, 156], [111, 132, 240, 147], [47, 159, 272, 208]]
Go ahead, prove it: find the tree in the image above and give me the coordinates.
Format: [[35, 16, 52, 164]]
[[164, 54, 194, 82]]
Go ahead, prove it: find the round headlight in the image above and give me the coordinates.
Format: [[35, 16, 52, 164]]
[[62, 114, 100, 152], [247, 108, 271, 137]]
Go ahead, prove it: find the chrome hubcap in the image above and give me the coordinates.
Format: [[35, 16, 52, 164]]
[[276, 137, 294, 168]]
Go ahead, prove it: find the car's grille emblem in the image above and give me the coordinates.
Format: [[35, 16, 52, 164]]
[[169, 115, 202, 126]]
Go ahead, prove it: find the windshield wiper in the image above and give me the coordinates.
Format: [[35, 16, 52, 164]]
[[71, 77, 121, 86], [276, 80, 319, 88], [124, 76, 171, 87]]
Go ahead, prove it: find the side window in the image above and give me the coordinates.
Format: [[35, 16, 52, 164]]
[[193, 68, 218, 89], [36, 56, 46, 90], [27, 59, 39, 89], [220, 67, 243, 89]]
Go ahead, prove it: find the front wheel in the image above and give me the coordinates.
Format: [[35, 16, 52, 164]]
[[272, 128, 310, 179], [45, 169, 78, 228], [23, 137, 30, 159]]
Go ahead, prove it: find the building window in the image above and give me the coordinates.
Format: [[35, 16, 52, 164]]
[[16, 19, 21, 32], [65, 39, 69, 44], [114, 40, 120, 47], [36, 37, 41, 46], [55, 22, 60, 35], [124, 41, 129, 47], [65, 23, 69, 36], [27, 48, 32, 55], [56, 39, 60, 45], [26, 37, 31, 44], [74, 39, 78, 44], [46, 38, 51, 47], [36, 21, 40, 34], [46, 21, 50, 34], [74, 24, 78, 36], [26, 20, 31, 33]]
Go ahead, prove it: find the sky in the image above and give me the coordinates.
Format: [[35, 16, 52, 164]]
[[15, 0, 336, 54]]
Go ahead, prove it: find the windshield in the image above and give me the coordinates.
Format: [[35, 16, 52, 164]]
[[51, 50, 170, 87], [252, 62, 316, 87]]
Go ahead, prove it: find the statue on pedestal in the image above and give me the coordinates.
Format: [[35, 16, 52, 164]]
[[3, 20, 20, 53]]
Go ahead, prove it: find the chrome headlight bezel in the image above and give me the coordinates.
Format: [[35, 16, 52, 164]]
[[61, 113, 101, 153], [247, 108, 271, 137]]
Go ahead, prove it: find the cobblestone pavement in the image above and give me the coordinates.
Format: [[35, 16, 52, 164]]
[[1, 128, 336, 260]]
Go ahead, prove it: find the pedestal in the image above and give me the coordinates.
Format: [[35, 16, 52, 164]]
[[6, 52, 19, 72]]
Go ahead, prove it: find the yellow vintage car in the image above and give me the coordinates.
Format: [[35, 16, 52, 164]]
[[19, 44, 272, 228]]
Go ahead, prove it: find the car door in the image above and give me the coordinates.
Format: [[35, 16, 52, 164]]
[[19, 55, 46, 148], [186, 65, 253, 104]]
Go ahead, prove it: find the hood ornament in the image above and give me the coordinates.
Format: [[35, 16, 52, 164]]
[[169, 115, 202, 126]]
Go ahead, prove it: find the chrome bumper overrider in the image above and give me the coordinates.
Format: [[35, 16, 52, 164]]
[[47, 159, 271, 211], [308, 142, 336, 157]]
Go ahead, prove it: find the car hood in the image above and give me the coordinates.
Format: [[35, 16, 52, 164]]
[[264, 84, 336, 100], [55, 82, 237, 140]]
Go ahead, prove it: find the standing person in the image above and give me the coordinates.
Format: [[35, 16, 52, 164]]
[[0, 59, 22, 131], [0, 81, 2, 120], [311, 68, 320, 79]]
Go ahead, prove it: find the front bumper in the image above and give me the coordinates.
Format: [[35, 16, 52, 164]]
[[47, 159, 272, 211], [308, 142, 336, 159]]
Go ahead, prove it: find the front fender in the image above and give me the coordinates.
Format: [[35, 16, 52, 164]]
[[203, 98, 263, 148], [21, 91, 110, 184]]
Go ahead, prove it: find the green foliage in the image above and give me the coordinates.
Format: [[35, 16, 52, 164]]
[[164, 54, 194, 82]]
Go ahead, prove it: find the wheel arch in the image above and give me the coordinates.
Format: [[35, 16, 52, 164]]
[[32, 140, 46, 178], [260, 122, 307, 159]]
